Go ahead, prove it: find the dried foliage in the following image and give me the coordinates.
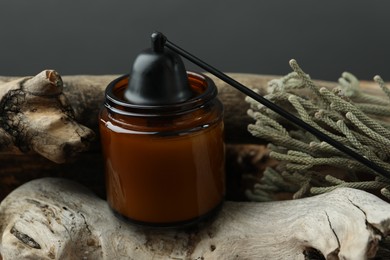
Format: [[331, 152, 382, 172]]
[[246, 59, 390, 202]]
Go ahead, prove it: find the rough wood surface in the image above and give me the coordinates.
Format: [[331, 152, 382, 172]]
[[0, 71, 95, 163], [0, 178, 389, 259]]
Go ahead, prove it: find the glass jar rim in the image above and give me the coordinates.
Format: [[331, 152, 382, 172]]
[[104, 71, 218, 117]]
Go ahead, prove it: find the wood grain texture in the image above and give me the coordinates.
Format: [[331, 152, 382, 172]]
[[1, 178, 389, 259]]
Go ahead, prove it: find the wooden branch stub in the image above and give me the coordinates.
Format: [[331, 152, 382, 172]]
[[22, 70, 63, 96], [0, 71, 95, 163], [0, 178, 389, 259]]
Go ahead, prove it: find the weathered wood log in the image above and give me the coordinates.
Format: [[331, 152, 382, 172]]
[[0, 178, 389, 259], [0, 71, 95, 163]]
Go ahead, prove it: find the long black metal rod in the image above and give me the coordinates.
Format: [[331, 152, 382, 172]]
[[163, 35, 390, 179]]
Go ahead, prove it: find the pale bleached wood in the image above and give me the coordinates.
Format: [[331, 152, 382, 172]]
[[0, 178, 389, 259]]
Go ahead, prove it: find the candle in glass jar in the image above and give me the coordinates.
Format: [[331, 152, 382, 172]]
[[99, 72, 225, 226]]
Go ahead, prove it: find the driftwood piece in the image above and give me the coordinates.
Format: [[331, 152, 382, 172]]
[[0, 71, 95, 163], [0, 178, 389, 259]]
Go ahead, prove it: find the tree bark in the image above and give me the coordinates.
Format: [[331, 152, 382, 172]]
[[0, 178, 389, 259]]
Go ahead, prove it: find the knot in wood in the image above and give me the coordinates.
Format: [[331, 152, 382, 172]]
[[0, 88, 29, 151]]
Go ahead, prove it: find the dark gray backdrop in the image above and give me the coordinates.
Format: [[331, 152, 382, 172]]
[[1, 1, 389, 81]]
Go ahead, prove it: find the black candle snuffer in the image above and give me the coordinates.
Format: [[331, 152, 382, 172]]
[[100, 31, 390, 228]]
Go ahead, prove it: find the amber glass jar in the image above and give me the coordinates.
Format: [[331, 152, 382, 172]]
[[99, 72, 225, 227]]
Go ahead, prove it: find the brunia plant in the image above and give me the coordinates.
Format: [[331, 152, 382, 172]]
[[246, 59, 390, 202]]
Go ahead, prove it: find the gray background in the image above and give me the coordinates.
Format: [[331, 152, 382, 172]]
[[1, 1, 389, 81]]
